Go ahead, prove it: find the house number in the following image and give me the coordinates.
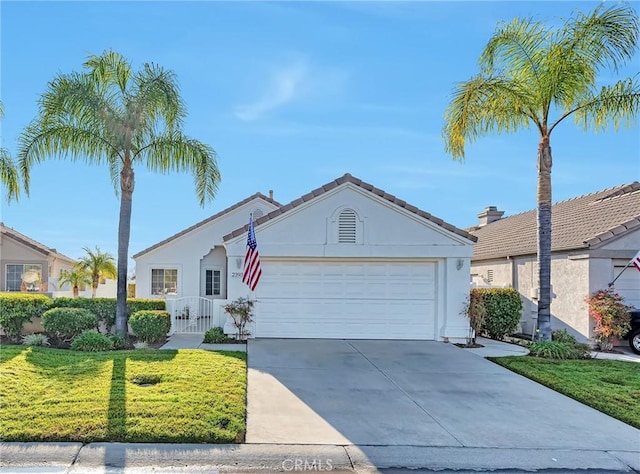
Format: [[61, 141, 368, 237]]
[[231, 272, 243, 278]]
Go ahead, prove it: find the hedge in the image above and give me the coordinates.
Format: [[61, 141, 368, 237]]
[[51, 298, 165, 332], [0, 293, 52, 340], [129, 310, 171, 343], [472, 287, 523, 340]]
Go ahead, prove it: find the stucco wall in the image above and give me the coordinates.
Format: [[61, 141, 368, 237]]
[[134, 198, 277, 298]]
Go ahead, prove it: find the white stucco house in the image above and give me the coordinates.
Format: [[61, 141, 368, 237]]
[[133, 174, 477, 340], [470, 182, 640, 342]]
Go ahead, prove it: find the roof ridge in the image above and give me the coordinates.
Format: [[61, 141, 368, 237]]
[[133, 192, 282, 258], [223, 173, 477, 242], [0, 223, 76, 262]]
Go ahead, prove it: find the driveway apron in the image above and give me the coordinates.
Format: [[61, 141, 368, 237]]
[[246, 339, 640, 449]]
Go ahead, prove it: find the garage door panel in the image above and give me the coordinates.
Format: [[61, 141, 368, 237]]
[[254, 261, 438, 340], [257, 298, 435, 339]]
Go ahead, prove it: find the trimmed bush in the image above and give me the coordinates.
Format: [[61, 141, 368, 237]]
[[22, 334, 50, 347], [473, 288, 523, 340], [0, 293, 51, 341], [527, 340, 591, 360], [203, 327, 230, 344], [50, 298, 166, 333], [71, 331, 114, 352], [129, 310, 171, 343], [42, 308, 97, 342]]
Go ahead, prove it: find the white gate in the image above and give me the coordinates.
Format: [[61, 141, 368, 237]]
[[165, 297, 226, 334]]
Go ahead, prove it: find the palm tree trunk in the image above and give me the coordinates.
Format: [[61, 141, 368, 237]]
[[92, 276, 98, 298], [73, 285, 79, 298], [115, 163, 134, 336], [537, 135, 553, 341]]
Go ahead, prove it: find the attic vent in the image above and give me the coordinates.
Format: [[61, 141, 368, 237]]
[[338, 209, 357, 243], [252, 209, 264, 219], [487, 269, 494, 283]]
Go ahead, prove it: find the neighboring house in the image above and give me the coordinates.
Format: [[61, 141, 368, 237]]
[[134, 173, 476, 340], [0, 223, 117, 298], [469, 182, 640, 341], [0, 222, 76, 293]]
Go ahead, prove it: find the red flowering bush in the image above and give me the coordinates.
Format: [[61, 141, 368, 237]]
[[585, 288, 632, 351]]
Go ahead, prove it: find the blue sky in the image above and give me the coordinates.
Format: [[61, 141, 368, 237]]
[[1, 1, 638, 266]]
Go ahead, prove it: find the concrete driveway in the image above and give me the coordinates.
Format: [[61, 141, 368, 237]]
[[247, 339, 640, 449]]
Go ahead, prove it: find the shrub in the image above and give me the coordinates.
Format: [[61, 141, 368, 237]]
[[129, 310, 171, 343], [463, 291, 486, 345], [0, 293, 51, 341], [552, 329, 577, 344], [52, 297, 116, 332], [108, 333, 127, 350], [42, 307, 97, 342], [585, 288, 632, 352], [133, 341, 149, 350], [473, 288, 523, 340], [204, 327, 230, 344], [224, 297, 254, 341], [70, 331, 114, 352], [527, 340, 591, 360], [21, 333, 50, 347], [50, 298, 166, 333]]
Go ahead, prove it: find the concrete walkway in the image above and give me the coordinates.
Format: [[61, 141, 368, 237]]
[[159, 333, 246, 352]]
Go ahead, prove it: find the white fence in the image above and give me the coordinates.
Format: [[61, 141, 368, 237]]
[[165, 297, 228, 334]]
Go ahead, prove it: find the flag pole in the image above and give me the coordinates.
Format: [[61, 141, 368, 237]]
[[608, 259, 634, 288]]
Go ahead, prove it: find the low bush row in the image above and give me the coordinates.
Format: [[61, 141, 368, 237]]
[[0, 293, 166, 339]]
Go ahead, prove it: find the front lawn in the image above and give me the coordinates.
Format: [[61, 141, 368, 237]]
[[0, 346, 246, 443], [489, 356, 640, 429]]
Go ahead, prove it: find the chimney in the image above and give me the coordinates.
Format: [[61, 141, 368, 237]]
[[477, 206, 504, 227], [268, 190, 274, 200]]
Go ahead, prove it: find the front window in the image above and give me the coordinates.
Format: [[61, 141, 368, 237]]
[[205, 270, 221, 296], [6, 264, 42, 292], [151, 269, 178, 295]]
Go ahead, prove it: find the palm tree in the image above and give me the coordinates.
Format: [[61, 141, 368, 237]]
[[77, 246, 117, 298], [0, 102, 20, 202], [18, 51, 220, 335], [444, 4, 639, 341], [58, 268, 92, 298]]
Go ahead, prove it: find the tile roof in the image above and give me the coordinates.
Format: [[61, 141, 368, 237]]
[[470, 182, 640, 261], [0, 222, 76, 263], [223, 173, 477, 242], [132, 192, 281, 258]]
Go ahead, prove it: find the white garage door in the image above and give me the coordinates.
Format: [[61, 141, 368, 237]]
[[255, 260, 437, 340], [614, 266, 640, 308]]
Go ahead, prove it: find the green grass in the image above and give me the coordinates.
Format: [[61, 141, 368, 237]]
[[0, 345, 246, 443], [489, 356, 640, 429]]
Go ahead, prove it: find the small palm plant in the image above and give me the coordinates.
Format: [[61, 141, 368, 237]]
[[58, 268, 92, 298], [77, 246, 117, 298]]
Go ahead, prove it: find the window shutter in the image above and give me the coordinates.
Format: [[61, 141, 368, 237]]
[[338, 209, 357, 243]]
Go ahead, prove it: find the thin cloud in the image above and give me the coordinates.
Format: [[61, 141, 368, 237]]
[[234, 58, 348, 121]]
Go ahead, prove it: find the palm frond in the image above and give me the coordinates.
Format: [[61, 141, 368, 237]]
[[18, 122, 120, 194], [557, 76, 640, 133], [136, 131, 220, 205], [480, 16, 550, 88], [132, 63, 185, 131], [564, 3, 639, 73], [0, 148, 20, 202], [84, 50, 132, 96], [443, 76, 537, 159]]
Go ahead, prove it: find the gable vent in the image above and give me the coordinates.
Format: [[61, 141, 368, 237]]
[[338, 209, 357, 243], [252, 208, 264, 219]]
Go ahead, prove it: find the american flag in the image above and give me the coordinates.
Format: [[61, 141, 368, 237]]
[[242, 216, 262, 291], [632, 250, 640, 272]]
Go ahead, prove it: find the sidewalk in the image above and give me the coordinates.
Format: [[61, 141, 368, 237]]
[[1, 442, 638, 473]]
